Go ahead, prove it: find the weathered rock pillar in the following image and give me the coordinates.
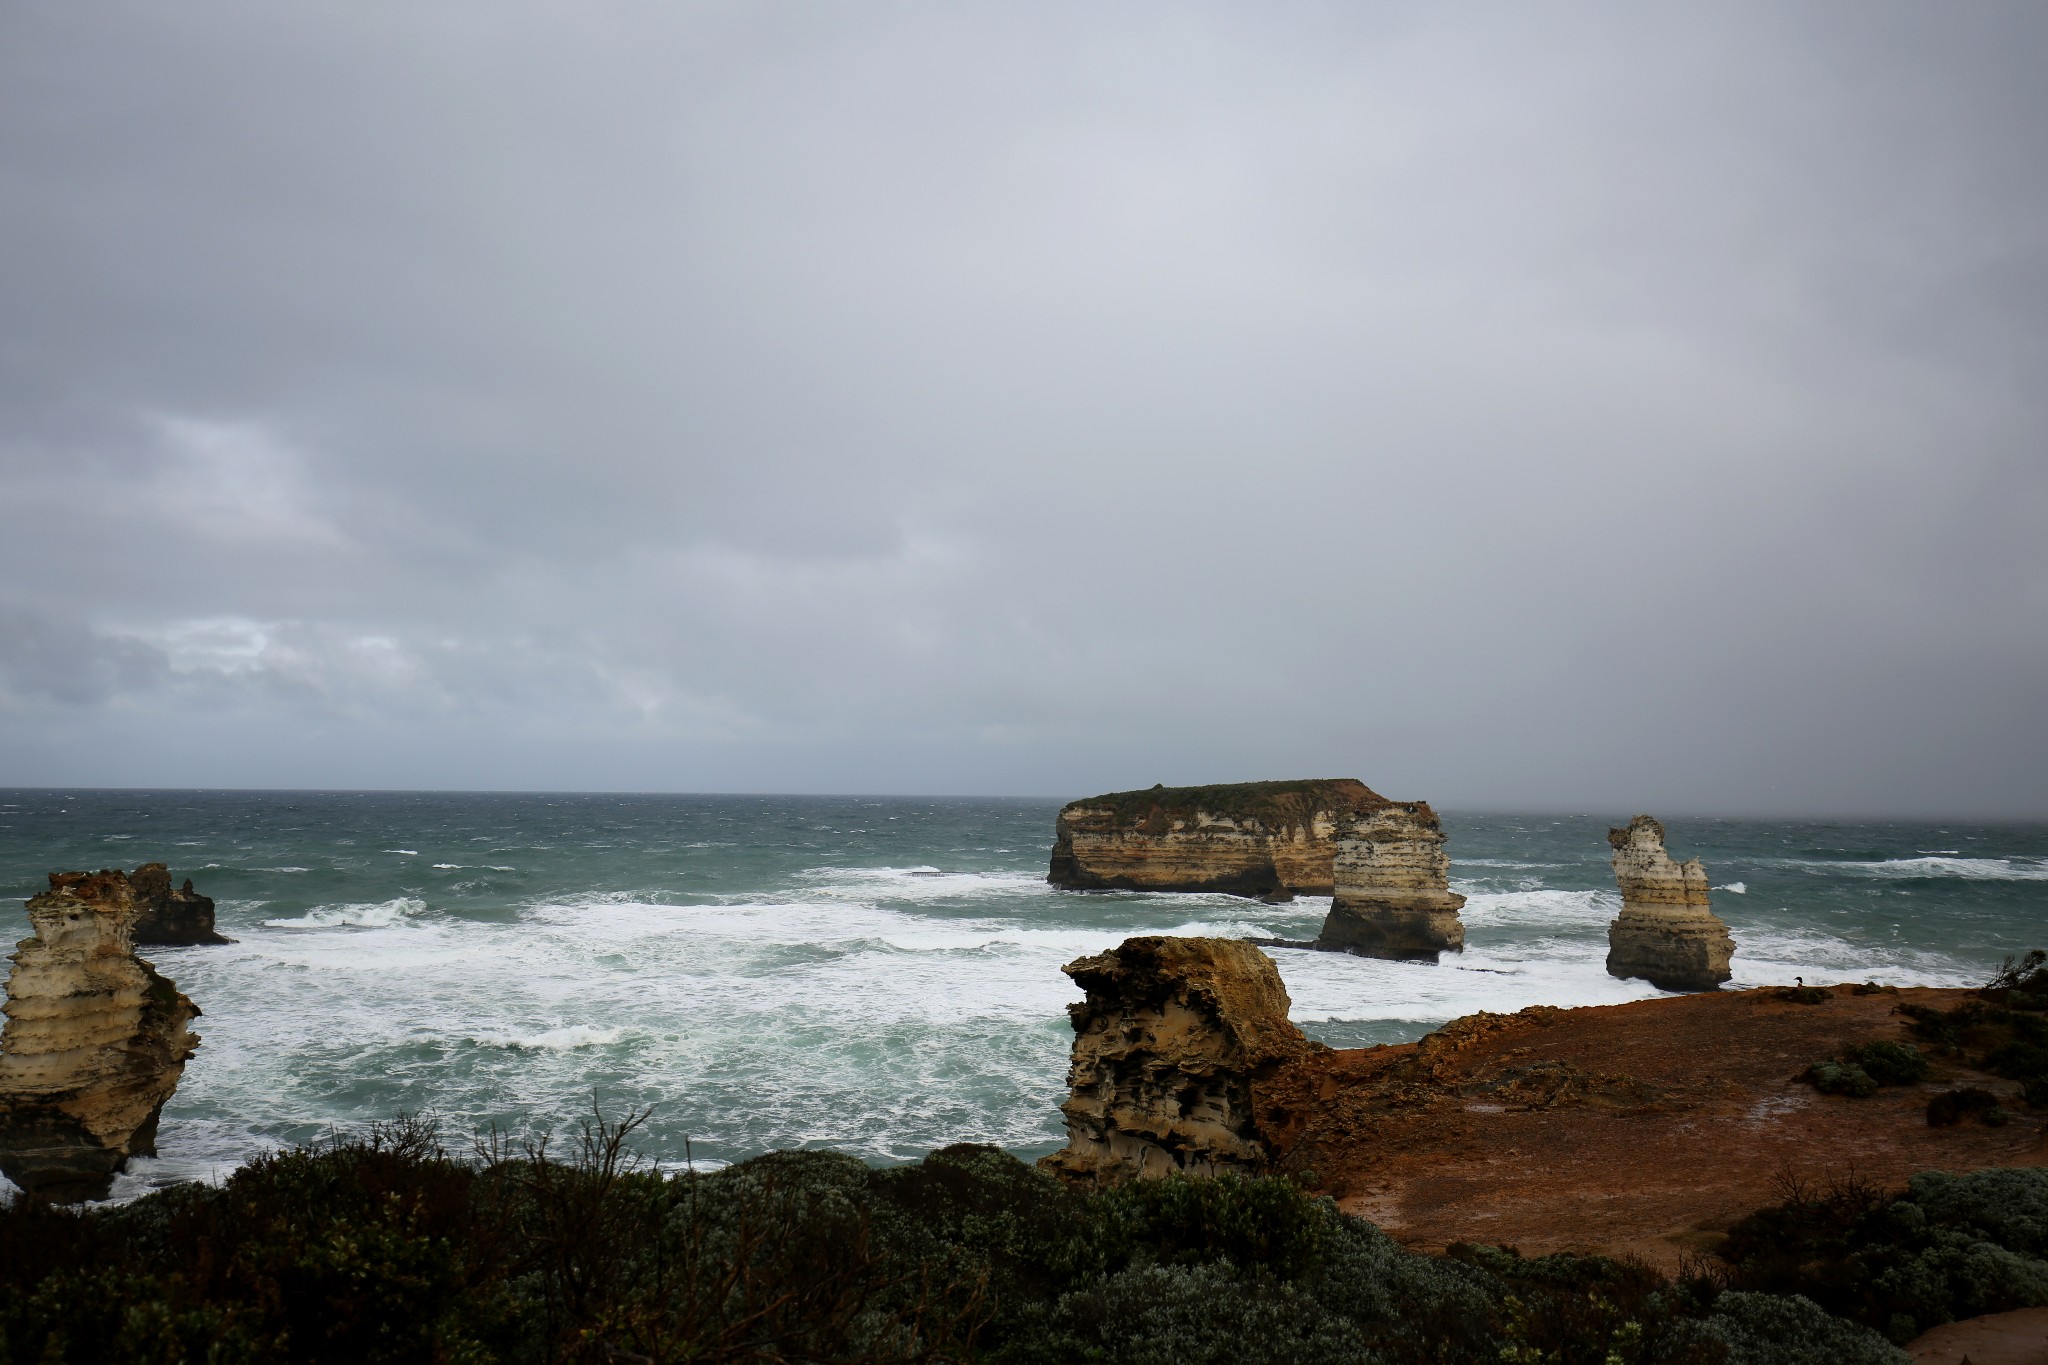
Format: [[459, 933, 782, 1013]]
[[130, 863, 232, 947], [1315, 802, 1467, 959], [1041, 936, 1311, 1183], [0, 870, 203, 1201], [1604, 816, 1734, 992]]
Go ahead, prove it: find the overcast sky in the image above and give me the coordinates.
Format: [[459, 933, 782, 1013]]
[[2, 2, 2044, 815]]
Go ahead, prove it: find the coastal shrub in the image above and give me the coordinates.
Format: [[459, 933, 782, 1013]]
[[1902, 987, 2048, 1104], [1089, 1168, 1332, 1277], [1773, 986, 1831, 1005], [1298, 1219, 1500, 1359], [1803, 1061, 1879, 1098], [1926, 1087, 2009, 1127], [997, 1262, 1371, 1365], [1447, 1244, 1725, 1365], [1845, 1041, 1928, 1087], [1801, 1041, 1927, 1098], [1985, 949, 2048, 1011], [13, 1115, 2046, 1364], [1694, 1292, 1905, 1365], [1718, 1167, 2048, 1341]]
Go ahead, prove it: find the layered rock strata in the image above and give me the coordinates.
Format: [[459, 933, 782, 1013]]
[[1047, 779, 1388, 896], [1041, 936, 1313, 1182], [1604, 816, 1734, 992], [1315, 801, 1467, 959], [129, 862, 231, 946], [0, 871, 203, 1200]]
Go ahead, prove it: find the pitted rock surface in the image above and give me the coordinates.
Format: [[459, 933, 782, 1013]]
[[1042, 936, 1314, 1182]]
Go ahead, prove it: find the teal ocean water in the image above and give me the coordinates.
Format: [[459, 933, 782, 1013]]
[[2, 789, 2044, 1200]]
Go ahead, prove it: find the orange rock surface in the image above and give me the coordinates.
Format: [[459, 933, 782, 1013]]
[[1261, 984, 2046, 1270]]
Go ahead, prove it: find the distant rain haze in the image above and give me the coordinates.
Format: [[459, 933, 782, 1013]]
[[2, 2, 2044, 816]]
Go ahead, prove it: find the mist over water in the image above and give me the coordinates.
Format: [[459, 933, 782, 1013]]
[[1, 790, 2043, 1201]]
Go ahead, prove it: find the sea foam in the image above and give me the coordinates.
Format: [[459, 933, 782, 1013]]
[[263, 896, 426, 929]]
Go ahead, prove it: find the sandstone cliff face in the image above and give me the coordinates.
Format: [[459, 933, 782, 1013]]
[[1604, 816, 1734, 992], [129, 862, 231, 947], [1315, 801, 1467, 959], [0, 870, 203, 1201], [1047, 779, 1387, 896], [1041, 936, 1313, 1182]]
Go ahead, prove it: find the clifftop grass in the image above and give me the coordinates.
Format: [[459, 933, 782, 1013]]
[[1058, 779, 1386, 832]]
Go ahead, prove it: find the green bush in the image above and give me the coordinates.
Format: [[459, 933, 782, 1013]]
[[1696, 1292, 1905, 1365], [1717, 1167, 2048, 1342], [1802, 1041, 1927, 1098], [1903, 997, 2048, 1105], [997, 1263, 1371, 1365], [1926, 1088, 2008, 1127], [1846, 1042, 1928, 1087], [8, 1114, 2046, 1363], [1804, 1061, 1879, 1098]]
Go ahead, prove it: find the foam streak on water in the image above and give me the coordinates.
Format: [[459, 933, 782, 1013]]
[[0, 792, 2041, 1198]]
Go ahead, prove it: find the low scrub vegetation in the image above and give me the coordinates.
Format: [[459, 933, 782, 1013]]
[[1926, 1087, 2009, 1128], [1801, 1041, 1929, 1098], [1902, 949, 2048, 1106], [0, 1107, 1943, 1365], [1715, 1167, 2048, 1345]]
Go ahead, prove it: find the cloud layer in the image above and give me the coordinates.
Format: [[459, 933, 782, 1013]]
[[3, 2, 2045, 813]]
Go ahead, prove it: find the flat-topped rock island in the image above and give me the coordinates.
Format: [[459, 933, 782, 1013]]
[[1047, 778, 1389, 897]]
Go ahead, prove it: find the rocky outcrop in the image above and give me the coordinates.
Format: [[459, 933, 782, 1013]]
[[0, 870, 203, 1201], [1041, 936, 1314, 1182], [1047, 780, 1388, 896], [1315, 801, 1467, 959], [1604, 816, 1734, 992], [129, 863, 231, 946]]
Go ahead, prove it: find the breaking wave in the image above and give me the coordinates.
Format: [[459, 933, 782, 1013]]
[[1788, 856, 2048, 881], [467, 1025, 626, 1051], [263, 897, 426, 929]]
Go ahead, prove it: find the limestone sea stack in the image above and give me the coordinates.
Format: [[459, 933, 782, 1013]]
[[0, 870, 203, 1201], [129, 862, 232, 946], [1041, 936, 1312, 1182], [1047, 779, 1387, 896], [1604, 815, 1735, 992], [1314, 801, 1467, 959]]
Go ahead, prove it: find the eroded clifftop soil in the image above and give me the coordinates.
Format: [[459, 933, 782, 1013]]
[[1264, 985, 2046, 1271], [1049, 778, 1387, 895]]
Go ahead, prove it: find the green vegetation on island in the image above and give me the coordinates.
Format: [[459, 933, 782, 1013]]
[[1057, 778, 1383, 829]]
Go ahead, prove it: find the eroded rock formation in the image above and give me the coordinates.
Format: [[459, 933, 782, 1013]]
[[1604, 816, 1734, 992], [0, 870, 202, 1200], [129, 863, 231, 946], [1047, 779, 1387, 896], [1315, 801, 1467, 959], [1041, 936, 1313, 1182]]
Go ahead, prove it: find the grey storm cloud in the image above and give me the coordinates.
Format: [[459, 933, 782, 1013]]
[[1, 1, 2044, 813]]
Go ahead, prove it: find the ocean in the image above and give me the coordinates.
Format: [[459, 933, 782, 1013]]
[[1, 789, 2044, 1201]]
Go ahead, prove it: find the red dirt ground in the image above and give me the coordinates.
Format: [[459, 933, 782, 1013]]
[[1906, 1306, 2048, 1364], [1260, 984, 2047, 1271]]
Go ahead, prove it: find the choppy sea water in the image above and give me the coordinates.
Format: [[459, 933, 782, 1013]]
[[1, 790, 2043, 1201]]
